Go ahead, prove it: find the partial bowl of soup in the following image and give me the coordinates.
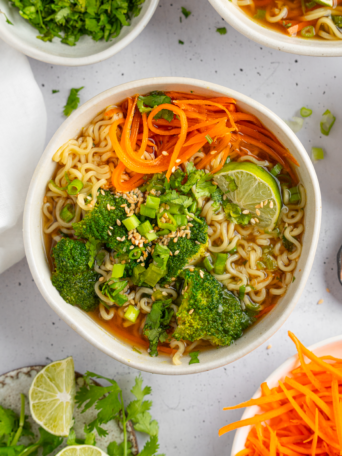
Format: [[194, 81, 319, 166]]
[[208, 0, 342, 56], [23, 77, 321, 374]]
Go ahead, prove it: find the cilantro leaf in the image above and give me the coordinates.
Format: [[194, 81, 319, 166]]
[[153, 109, 174, 123], [137, 92, 171, 115], [0, 11, 13, 25], [67, 428, 96, 446], [85, 237, 103, 268], [160, 191, 193, 208], [189, 351, 200, 364], [216, 27, 227, 35], [143, 300, 173, 357], [138, 435, 164, 456], [0, 407, 15, 438], [107, 441, 133, 456], [223, 201, 252, 226], [0, 446, 26, 456], [181, 7, 191, 18], [36, 427, 63, 456], [75, 372, 122, 437], [52, 90, 60, 94], [63, 87, 84, 117], [211, 188, 223, 212], [133, 412, 158, 436], [131, 375, 152, 401], [178, 40, 184, 45]]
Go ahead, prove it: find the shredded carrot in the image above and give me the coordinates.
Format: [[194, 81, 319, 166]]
[[219, 332, 342, 456], [287, 20, 316, 36]]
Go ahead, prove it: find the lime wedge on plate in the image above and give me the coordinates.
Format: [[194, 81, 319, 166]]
[[55, 446, 108, 456], [29, 357, 75, 436], [214, 162, 282, 230]]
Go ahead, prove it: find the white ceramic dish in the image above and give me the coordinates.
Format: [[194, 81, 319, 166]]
[[208, 0, 342, 56], [23, 76, 321, 375], [0, 0, 158, 66], [231, 334, 342, 455]]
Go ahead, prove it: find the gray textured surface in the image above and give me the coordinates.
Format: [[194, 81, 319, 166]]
[[1, 0, 342, 455]]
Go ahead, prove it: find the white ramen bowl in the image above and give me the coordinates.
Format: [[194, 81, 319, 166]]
[[24, 77, 321, 375], [231, 334, 342, 455], [208, 0, 342, 56], [0, 0, 158, 66]]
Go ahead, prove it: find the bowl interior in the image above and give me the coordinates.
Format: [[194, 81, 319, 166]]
[[0, 0, 157, 64], [231, 335, 342, 455], [24, 78, 321, 375], [208, 0, 342, 56]]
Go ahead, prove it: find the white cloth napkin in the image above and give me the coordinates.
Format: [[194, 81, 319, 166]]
[[0, 40, 47, 274]]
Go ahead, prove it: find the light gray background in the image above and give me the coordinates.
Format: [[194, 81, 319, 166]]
[[1, 0, 342, 454]]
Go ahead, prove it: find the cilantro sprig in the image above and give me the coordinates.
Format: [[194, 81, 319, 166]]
[[76, 373, 164, 456], [63, 87, 84, 117]]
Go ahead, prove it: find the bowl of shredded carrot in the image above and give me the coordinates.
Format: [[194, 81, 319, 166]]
[[220, 331, 342, 455], [24, 77, 321, 374]]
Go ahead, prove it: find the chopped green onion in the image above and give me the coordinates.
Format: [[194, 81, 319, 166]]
[[111, 264, 125, 278], [123, 214, 141, 231], [332, 15, 342, 27], [67, 179, 83, 195], [254, 8, 266, 19], [178, 40, 184, 45], [245, 300, 260, 311], [152, 244, 170, 269], [157, 211, 177, 231], [320, 109, 336, 136], [140, 204, 156, 219], [146, 195, 160, 211], [288, 186, 301, 203], [205, 134, 213, 144], [285, 117, 303, 133], [305, 1, 316, 8], [143, 264, 167, 287], [257, 261, 266, 270], [137, 220, 153, 236], [131, 264, 146, 286], [228, 247, 237, 254], [203, 256, 214, 273], [157, 229, 170, 237], [225, 157, 231, 165], [214, 253, 228, 275], [129, 248, 142, 260], [60, 203, 75, 222], [189, 351, 200, 364], [145, 231, 158, 242], [312, 147, 325, 163], [277, 173, 292, 184], [301, 25, 315, 37], [174, 214, 188, 227], [270, 163, 283, 176], [239, 285, 246, 300], [300, 107, 312, 118], [124, 305, 140, 323], [189, 201, 197, 214]]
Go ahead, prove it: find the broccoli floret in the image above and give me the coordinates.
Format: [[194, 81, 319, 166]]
[[160, 218, 208, 283], [51, 238, 100, 312], [73, 190, 133, 254], [173, 269, 252, 346]]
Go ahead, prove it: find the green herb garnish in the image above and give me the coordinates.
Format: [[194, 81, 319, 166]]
[[216, 27, 227, 35], [63, 87, 84, 117], [181, 6, 191, 18], [189, 351, 200, 364]]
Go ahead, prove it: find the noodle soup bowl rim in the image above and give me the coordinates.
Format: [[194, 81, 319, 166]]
[[208, 0, 342, 57], [231, 334, 342, 454], [23, 76, 322, 375], [0, 0, 159, 66]]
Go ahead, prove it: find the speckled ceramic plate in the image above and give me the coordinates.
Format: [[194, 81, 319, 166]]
[[0, 365, 138, 455]]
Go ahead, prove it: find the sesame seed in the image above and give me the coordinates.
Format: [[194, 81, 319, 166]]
[[210, 150, 217, 155], [117, 219, 121, 226], [109, 226, 113, 229], [120, 204, 126, 207], [121, 236, 126, 241], [173, 238, 178, 243], [267, 344, 272, 350], [270, 201, 274, 208], [318, 299, 324, 305], [195, 240, 200, 245], [255, 218, 259, 223], [116, 237, 121, 241], [175, 250, 180, 255], [172, 166, 176, 173], [176, 159, 181, 163], [250, 219, 255, 225], [107, 204, 111, 211], [327, 288, 330, 293], [199, 270, 204, 278], [162, 291, 168, 296], [101, 190, 105, 196], [264, 200, 268, 205], [242, 210, 249, 214], [162, 151, 169, 156], [189, 309, 194, 315], [256, 209, 261, 216], [129, 245, 134, 249], [260, 201, 264, 208], [108, 230, 112, 236], [99, 277, 104, 282], [255, 204, 261, 209]]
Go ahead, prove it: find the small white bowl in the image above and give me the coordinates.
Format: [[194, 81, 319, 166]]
[[23, 77, 321, 375], [208, 0, 342, 56], [0, 0, 158, 66], [231, 334, 342, 455]]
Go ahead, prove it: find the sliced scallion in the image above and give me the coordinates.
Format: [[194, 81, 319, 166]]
[[174, 214, 187, 227], [301, 25, 315, 38], [270, 163, 283, 176], [124, 305, 140, 323], [320, 109, 336, 136], [288, 186, 301, 203], [239, 285, 246, 300], [285, 117, 303, 133], [146, 195, 160, 211], [203, 256, 214, 273], [129, 248, 142, 260], [205, 134, 213, 144], [67, 179, 84, 195], [312, 147, 325, 163], [140, 204, 156, 219], [123, 214, 141, 231], [137, 220, 153, 236], [254, 8, 266, 19], [60, 203, 75, 222], [300, 107, 312, 118], [214, 253, 228, 275], [111, 264, 125, 278]]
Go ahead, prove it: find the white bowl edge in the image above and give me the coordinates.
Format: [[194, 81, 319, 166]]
[[230, 334, 342, 456], [208, 0, 342, 57], [23, 76, 322, 375], [0, 0, 159, 66]]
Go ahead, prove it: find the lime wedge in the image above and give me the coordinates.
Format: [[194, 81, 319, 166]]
[[55, 446, 108, 456], [29, 357, 75, 436], [214, 162, 282, 230]]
